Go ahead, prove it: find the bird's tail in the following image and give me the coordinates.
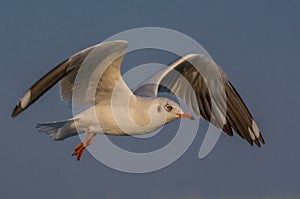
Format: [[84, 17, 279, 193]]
[[36, 119, 78, 141]]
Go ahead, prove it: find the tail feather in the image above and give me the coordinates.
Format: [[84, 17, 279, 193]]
[[36, 119, 77, 141]]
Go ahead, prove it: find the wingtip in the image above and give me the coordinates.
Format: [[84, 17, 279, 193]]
[[11, 103, 22, 118], [252, 133, 265, 147], [259, 134, 265, 144], [253, 139, 261, 147]]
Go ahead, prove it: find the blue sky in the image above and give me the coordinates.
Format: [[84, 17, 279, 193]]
[[1, 0, 300, 199]]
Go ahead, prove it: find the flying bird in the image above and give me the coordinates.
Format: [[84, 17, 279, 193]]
[[12, 40, 264, 160]]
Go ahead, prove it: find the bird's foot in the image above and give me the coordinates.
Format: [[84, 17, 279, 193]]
[[71, 130, 97, 161], [72, 143, 86, 161]]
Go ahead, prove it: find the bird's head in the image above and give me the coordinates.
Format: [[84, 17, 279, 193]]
[[150, 97, 195, 125], [128, 97, 195, 134]]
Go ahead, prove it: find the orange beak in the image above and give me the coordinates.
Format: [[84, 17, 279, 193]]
[[176, 112, 195, 120]]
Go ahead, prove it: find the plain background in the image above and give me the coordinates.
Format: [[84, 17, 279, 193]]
[[1, 1, 299, 199]]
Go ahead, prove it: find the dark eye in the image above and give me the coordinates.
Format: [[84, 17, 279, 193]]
[[165, 104, 173, 112]]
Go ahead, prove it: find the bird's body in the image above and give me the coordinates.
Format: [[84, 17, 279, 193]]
[[12, 40, 264, 160], [72, 96, 181, 136]]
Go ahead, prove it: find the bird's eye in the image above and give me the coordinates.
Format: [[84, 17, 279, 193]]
[[165, 104, 173, 112]]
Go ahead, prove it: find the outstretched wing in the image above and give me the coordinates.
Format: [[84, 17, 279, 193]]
[[134, 54, 264, 146], [12, 40, 129, 117]]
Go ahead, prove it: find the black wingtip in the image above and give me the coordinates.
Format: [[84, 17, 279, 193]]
[[259, 134, 265, 144], [253, 139, 261, 147], [11, 103, 22, 118]]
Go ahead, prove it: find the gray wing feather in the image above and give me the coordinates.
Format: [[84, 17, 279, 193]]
[[12, 40, 128, 117], [60, 47, 95, 106], [135, 54, 264, 146]]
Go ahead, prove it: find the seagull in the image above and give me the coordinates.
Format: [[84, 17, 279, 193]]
[[12, 40, 264, 160]]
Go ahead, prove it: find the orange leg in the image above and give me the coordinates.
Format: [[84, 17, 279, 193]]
[[87, 133, 97, 146], [72, 130, 97, 161]]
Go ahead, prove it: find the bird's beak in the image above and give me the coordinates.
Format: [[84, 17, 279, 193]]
[[176, 112, 195, 120]]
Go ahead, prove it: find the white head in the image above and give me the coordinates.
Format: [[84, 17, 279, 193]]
[[145, 97, 194, 127], [126, 96, 194, 134]]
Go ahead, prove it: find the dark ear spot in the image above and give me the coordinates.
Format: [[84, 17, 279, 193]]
[[157, 106, 162, 113]]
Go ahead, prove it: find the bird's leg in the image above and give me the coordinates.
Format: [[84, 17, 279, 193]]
[[87, 133, 97, 146], [72, 129, 90, 161]]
